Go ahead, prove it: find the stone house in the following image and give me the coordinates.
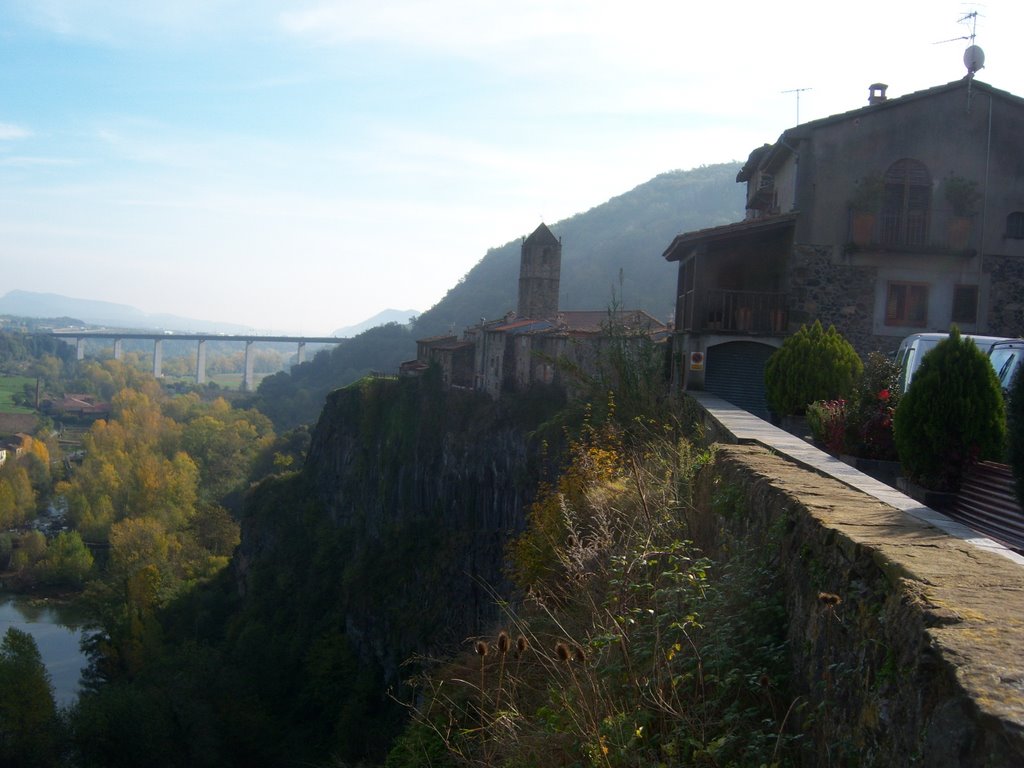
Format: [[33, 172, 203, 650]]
[[405, 223, 668, 397], [402, 335, 476, 389], [664, 75, 1024, 416]]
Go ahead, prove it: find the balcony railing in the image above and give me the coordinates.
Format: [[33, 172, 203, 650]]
[[679, 289, 788, 334], [848, 207, 979, 252]]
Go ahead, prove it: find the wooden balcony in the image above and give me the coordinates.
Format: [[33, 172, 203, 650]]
[[678, 290, 788, 334]]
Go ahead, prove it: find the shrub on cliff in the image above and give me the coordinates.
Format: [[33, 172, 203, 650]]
[[1008, 364, 1024, 508], [894, 327, 1006, 491], [765, 321, 862, 416]]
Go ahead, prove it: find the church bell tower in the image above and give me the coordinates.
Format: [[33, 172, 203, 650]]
[[517, 223, 561, 320]]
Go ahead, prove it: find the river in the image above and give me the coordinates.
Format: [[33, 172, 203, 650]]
[[0, 592, 92, 707]]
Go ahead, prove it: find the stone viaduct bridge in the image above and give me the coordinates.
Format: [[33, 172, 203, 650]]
[[50, 330, 341, 391]]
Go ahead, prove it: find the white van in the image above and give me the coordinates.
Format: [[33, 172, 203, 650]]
[[894, 333, 1012, 393], [988, 339, 1024, 396]]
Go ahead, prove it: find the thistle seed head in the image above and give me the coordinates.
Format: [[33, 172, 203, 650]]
[[555, 642, 570, 662]]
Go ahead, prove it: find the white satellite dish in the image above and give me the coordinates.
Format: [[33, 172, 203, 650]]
[[964, 45, 985, 75]]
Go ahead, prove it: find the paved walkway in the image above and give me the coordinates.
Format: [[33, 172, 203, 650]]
[[689, 390, 1024, 567]]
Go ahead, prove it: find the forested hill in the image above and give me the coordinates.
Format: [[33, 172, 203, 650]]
[[256, 162, 744, 429], [413, 162, 744, 339]]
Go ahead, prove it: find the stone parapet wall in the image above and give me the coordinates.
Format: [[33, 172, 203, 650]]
[[693, 444, 1024, 767]]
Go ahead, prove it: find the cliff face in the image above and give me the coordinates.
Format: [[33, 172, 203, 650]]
[[236, 374, 560, 683]]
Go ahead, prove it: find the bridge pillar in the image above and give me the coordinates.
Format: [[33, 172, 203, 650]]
[[76, 338, 85, 361], [196, 340, 207, 385], [296, 341, 306, 366], [243, 340, 255, 392], [113, 338, 123, 361], [153, 339, 163, 378]]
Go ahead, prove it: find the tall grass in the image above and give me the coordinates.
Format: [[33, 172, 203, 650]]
[[388, 410, 799, 767]]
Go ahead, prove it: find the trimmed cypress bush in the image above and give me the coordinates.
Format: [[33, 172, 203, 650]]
[[1008, 363, 1024, 508], [893, 327, 1006, 491], [764, 321, 863, 416]]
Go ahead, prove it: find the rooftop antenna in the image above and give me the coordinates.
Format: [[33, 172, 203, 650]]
[[933, 9, 985, 109], [782, 87, 812, 125]]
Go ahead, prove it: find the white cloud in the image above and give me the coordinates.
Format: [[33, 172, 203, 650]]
[[9, 0, 279, 46], [0, 123, 31, 140]]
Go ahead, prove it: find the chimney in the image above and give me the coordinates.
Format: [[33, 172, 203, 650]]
[[868, 83, 888, 105]]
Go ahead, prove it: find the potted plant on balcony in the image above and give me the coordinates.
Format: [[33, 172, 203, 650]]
[[848, 174, 884, 246], [943, 175, 981, 250]]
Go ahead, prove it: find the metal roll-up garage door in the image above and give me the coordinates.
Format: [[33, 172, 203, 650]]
[[705, 341, 775, 420]]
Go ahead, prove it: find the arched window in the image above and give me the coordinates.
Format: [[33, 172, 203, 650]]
[[881, 159, 931, 246], [1007, 211, 1024, 239]]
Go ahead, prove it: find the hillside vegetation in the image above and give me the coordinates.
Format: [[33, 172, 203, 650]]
[[257, 163, 744, 428]]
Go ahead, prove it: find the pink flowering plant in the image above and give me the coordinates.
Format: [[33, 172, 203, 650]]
[[807, 353, 901, 458], [806, 398, 848, 454], [845, 353, 901, 460]]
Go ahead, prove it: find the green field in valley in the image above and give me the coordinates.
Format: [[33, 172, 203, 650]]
[[0, 376, 36, 415]]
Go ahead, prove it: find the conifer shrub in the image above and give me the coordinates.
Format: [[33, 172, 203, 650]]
[[894, 327, 1006, 491], [765, 321, 863, 416], [1008, 364, 1024, 509]]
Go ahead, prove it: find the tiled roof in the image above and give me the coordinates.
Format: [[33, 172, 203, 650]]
[[489, 319, 554, 333], [780, 78, 1023, 139], [431, 341, 474, 352], [557, 309, 667, 333]]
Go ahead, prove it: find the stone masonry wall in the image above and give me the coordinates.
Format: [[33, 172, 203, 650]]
[[785, 245, 892, 356], [985, 254, 1024, 339], [692, 444, 1024, 767]]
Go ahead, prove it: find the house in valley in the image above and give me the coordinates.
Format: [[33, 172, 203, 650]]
[[664, 71, 1024, 416]]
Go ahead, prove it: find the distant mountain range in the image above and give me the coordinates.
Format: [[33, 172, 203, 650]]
[[0, 290, 252, 333], [331, 309, 418, 338], [0, 290, 416, 338]]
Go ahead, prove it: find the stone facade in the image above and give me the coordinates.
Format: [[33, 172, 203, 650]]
[[985, 253, 1024, 338], [785, 244, 897, 355]]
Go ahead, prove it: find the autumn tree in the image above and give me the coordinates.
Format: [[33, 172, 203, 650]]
[[34, 531, 94, 587], [181, 400, 274, 503], [0, 465, 35, 527]]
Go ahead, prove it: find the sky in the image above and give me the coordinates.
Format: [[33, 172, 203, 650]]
[[1, 1, 1022, 335]]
